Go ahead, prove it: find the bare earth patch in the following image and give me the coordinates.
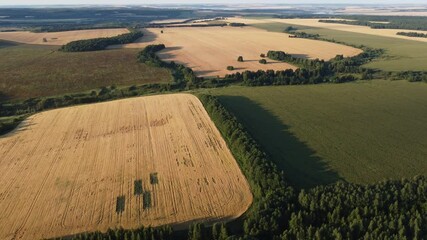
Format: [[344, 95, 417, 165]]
[[0, 28, 130, 45], [0, 94, 252, 240], [115, 26, 361, 77]]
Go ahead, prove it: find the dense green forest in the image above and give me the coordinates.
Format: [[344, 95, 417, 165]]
[[59, 31, 143, 52], [397, 32, 427, 38]]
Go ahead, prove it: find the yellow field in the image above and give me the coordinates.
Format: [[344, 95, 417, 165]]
[[0, 94, 252, 240], [229, 17, 427, 43], [116, 27, 361, 77], [0, 28, 129, 45]]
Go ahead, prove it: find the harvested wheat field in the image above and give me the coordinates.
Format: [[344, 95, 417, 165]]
[[229, 17, 427, 43], [0, 28, 129, 45], [0, 94, 252, 240], [116, 27, 361, 77]]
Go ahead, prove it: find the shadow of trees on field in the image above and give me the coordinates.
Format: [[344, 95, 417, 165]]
[[157, 46, 182, 61], [218, 95, 342, 189], [0, 40, 18, 49], [0, 118, 35, 138], [196, 70, 220, 77], [136, 29, 159, 43], [290, 53, 309, 59], [0, 91, 10, 102]]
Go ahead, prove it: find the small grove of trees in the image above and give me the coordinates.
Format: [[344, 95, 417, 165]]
[[397, 31, 427, 38], [59, 30, 143, 52], [237, 56, 244, 62], [259, 59, 267, 64]]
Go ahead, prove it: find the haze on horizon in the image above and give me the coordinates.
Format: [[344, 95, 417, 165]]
[[0, 0, 426, 6]]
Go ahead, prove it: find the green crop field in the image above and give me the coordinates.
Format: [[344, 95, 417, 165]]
[[253, 22, 427, 72], [0, 41, 172, 101], [202, 80, 427, 188]]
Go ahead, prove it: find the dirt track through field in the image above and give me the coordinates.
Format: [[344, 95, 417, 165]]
[[0, 94, 252, 240], [114, 26, 361, 77], [0, 28, 129, 45]]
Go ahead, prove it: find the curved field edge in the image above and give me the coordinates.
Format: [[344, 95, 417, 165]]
[[0, 93, 252, 240]]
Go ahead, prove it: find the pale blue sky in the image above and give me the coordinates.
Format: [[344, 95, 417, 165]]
[[0, 0, 426, 5]]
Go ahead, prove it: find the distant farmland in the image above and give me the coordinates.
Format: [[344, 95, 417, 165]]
[[115, 27, 361, 77], [0, 28, 129, 45], [246, 18, 427, 72], [0, 42, 172, 101], [0, 94, 252, 240], [206, 80, 427, 187], [231, 17, 427, 43]]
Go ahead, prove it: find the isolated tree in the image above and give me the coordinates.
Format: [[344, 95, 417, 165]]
[[259, 59, 267, 64], [237, 56, 244, 62], [260, 53, 266, 58], [227, 66, 235, 71]]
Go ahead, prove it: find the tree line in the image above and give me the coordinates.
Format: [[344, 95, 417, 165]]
[[397, 31, 427, 38], [59, 30, 143, 52], [318, 18, 427, 31], [52, 225, 174, 240], [215, 48, 381, 87]]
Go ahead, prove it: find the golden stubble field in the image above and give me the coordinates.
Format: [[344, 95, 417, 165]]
[[0, 94, 252, 240], [115, 26, 361, 77], [228, 17, 427, 43], [0, 28, 129, 45]]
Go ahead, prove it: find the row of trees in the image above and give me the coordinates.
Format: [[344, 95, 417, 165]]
[[229, 22, 246, 27], [319, 18, 427, 31], [214, 48, 380, 87], [199, 94, 295, 238], [33, 24, 127, 33], [397, 31, 427, 38], [0, 83, 175, 117], [59, 30, 143, 52], [54, 226, 174, 240]]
